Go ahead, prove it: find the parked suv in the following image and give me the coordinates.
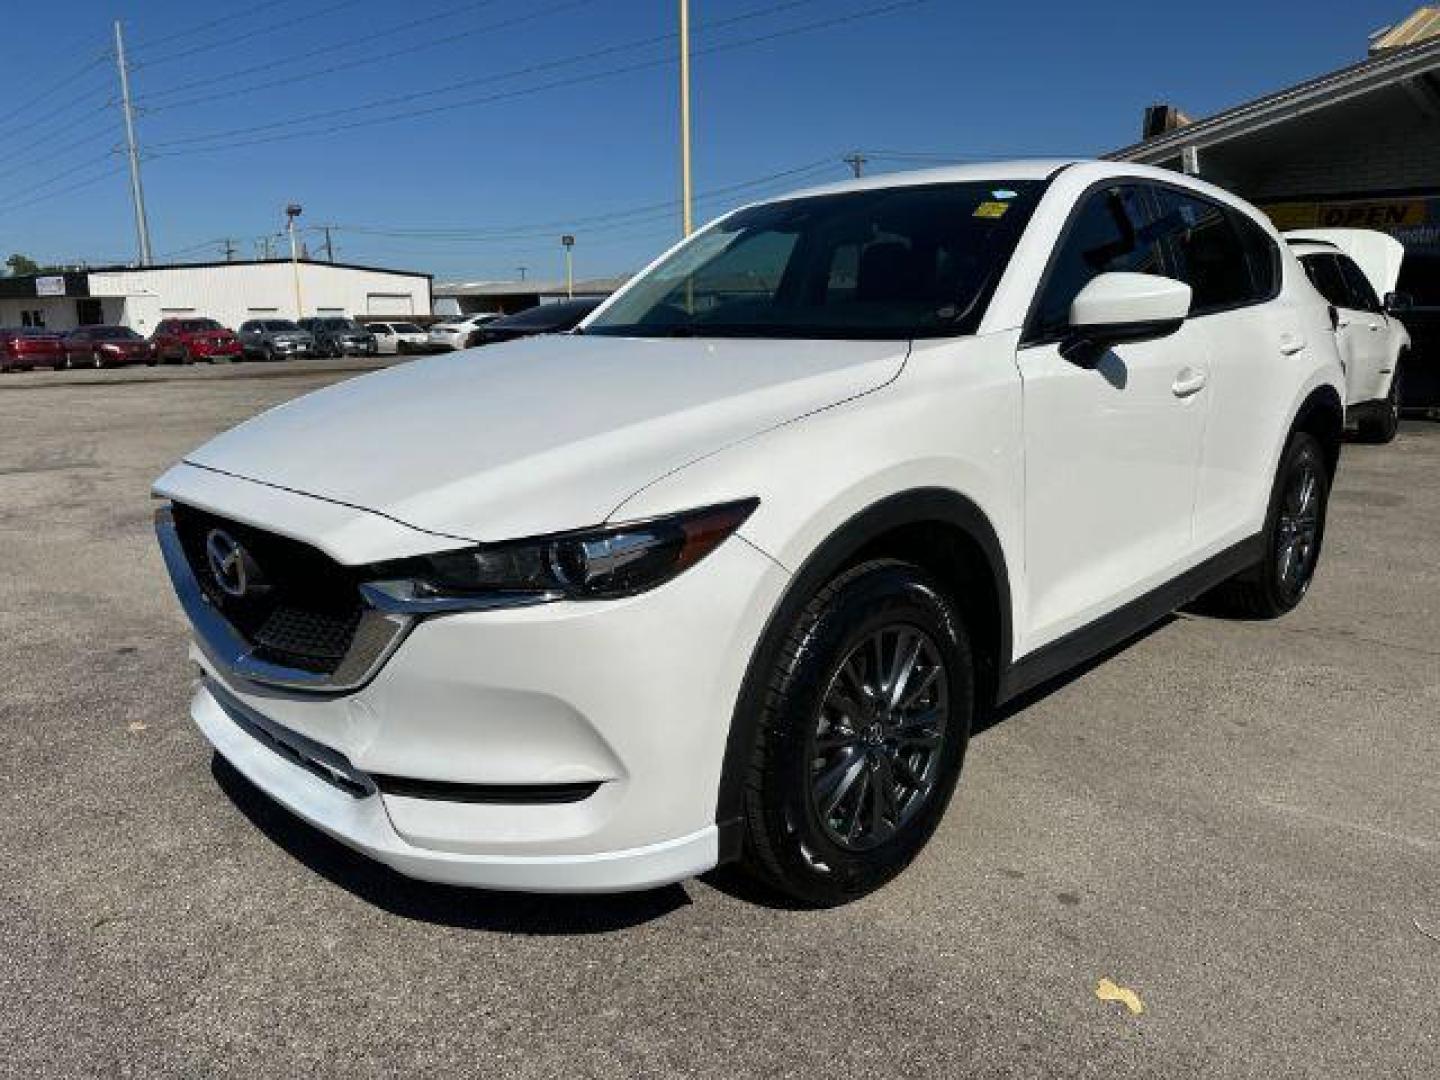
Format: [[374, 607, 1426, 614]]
[[1286, 229, 1410, 442], [238, 319, 315, 361], [151, 318, 241, 364], [298, 317, 377, 358], [154, 162, 1345, 906]]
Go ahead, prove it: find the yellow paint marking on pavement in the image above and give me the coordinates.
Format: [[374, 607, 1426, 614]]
[[1096, 978, 1145, 1016]]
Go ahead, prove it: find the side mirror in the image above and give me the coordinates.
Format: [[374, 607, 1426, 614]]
[[1384, 291, 1413, 316], [1061, 272, 1192, 367]]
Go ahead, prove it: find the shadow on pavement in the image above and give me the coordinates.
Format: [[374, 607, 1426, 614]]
[[211, 754, 692, 934], [975, 613, 1178, 736]]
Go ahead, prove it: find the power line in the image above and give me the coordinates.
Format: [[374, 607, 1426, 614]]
[[0, 76, 112, 144], [0, 163, 128, 220], [126, 0, 293, 55], [331, 157, 842, 242], [131, 0, 368, 70], [148, 0, 930, 156], [142, 0, 818, 123], [0, 121, 117, 185], [0, 150, 116, 204], [155, 158, 844, 267], [137, 0, 514, 108], [0, 51, 109, 130]]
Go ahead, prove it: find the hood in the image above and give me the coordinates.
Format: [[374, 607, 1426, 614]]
[[184, 333, 907, 542], [1287, 228, 1406, 296]]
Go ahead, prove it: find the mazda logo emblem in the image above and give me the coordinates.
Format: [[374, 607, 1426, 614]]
[[205, 528, 255, 599]]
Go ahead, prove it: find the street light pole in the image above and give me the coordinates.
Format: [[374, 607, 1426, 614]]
[[679, 0, 693, 237], [286, 203, 304, 318]]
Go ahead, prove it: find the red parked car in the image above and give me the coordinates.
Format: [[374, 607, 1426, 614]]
[[0, 328, 66, 371], [61, 325, 155, 369], [150, 318, 242, 363]]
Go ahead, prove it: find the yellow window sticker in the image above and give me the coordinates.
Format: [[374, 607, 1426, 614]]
[[974, 201, 1010, 219]]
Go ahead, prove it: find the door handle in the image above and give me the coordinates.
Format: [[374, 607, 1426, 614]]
[[1279, 332, 1307, 355], [1368, 323, 1383, 332], [1172, 368, 1207, 398]]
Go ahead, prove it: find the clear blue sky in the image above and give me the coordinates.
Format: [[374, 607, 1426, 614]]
[[0, 0, 1413, 281]]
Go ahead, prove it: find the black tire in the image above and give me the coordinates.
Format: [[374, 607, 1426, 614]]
[[1355, 364, 1402, 444], [1205, 432, 1330, 619], [91, 349, 104, 370], [738, 560, 973, 907], [180, 346, 194, 365]]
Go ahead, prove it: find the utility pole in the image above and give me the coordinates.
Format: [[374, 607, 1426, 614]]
[[322, 226, 334, 262], [516, 265, 528, 282], [843, 152, 868, 179], [561, 235, 575, 299], [679, 0, 693, 237], [286, 204, 304, 318], [113, 21, 153, 266], [221, 238, 237, 262]]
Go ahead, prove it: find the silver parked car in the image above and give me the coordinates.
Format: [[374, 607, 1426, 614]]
[[237, 319, 316, 361], [298, 317, 378, 358]]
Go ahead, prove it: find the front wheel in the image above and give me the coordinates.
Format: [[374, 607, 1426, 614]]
[[738, 560, 973, 907]]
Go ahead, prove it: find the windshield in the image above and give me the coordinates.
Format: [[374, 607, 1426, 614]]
[[179, 319, 223, 332], [320, 318, 356, 330], [92, 326, 141, 340], [586, 181, 1040, 340], [263, 320, 300, 331], [392, 322, 423, 333]]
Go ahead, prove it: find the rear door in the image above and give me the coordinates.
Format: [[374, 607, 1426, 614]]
[[1014, 182, 1209, 645], [1162, 191, 1301, 551]]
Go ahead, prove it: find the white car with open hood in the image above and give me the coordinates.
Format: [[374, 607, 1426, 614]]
[[1285, 228, 1411, 443], [154, 161, 1345, 906]]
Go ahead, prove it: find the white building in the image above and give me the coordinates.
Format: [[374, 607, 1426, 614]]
[[0, 259, 432, 334]]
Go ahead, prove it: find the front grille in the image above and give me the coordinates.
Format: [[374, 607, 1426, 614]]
[[172, 504, 365, 675]]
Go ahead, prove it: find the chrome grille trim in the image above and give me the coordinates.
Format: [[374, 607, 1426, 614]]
[[156, 507, 414, 693]]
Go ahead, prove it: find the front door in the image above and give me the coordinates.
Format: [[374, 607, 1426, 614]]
[[1014, 182, 1208, 649]]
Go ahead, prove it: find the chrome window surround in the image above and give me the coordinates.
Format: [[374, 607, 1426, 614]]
[[155, 507, 415, 693]]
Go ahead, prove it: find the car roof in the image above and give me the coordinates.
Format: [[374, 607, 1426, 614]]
[[778, 159, 1081, 202]]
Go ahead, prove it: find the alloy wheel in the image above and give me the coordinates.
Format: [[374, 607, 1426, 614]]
[[808, 624, 949, 852], [1276, 458, 1321, 600]]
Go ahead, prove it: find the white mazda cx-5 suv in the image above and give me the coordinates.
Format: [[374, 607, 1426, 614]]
[[155, 161, 1345, 906]]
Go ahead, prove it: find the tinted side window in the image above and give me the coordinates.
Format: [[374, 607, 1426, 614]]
[[1031, 184, 1164, 339], [1336, 255, 1381, 313], [1150, 188, 1252, 314], [1300, 254, 1351, 308], [1230, 210, 1280, 300]]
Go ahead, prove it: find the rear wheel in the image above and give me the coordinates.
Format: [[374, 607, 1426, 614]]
[[739, 560, 973, 907], [1204, 432, 1329, 618], [91, 349, 104, 370], [1356, 364, 1402, 444]]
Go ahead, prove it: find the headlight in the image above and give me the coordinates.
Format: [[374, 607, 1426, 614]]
[[362, 499, 758, 613]]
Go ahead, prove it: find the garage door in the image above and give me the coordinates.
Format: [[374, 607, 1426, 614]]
[[366, 293, 413, 317]]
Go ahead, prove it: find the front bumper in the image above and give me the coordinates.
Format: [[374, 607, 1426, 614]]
[[161, 482, 789, 891], [193, 680, 721, 891]]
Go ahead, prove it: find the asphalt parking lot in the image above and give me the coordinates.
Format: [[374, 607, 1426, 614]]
[[2, 361, 1436, 1078]]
